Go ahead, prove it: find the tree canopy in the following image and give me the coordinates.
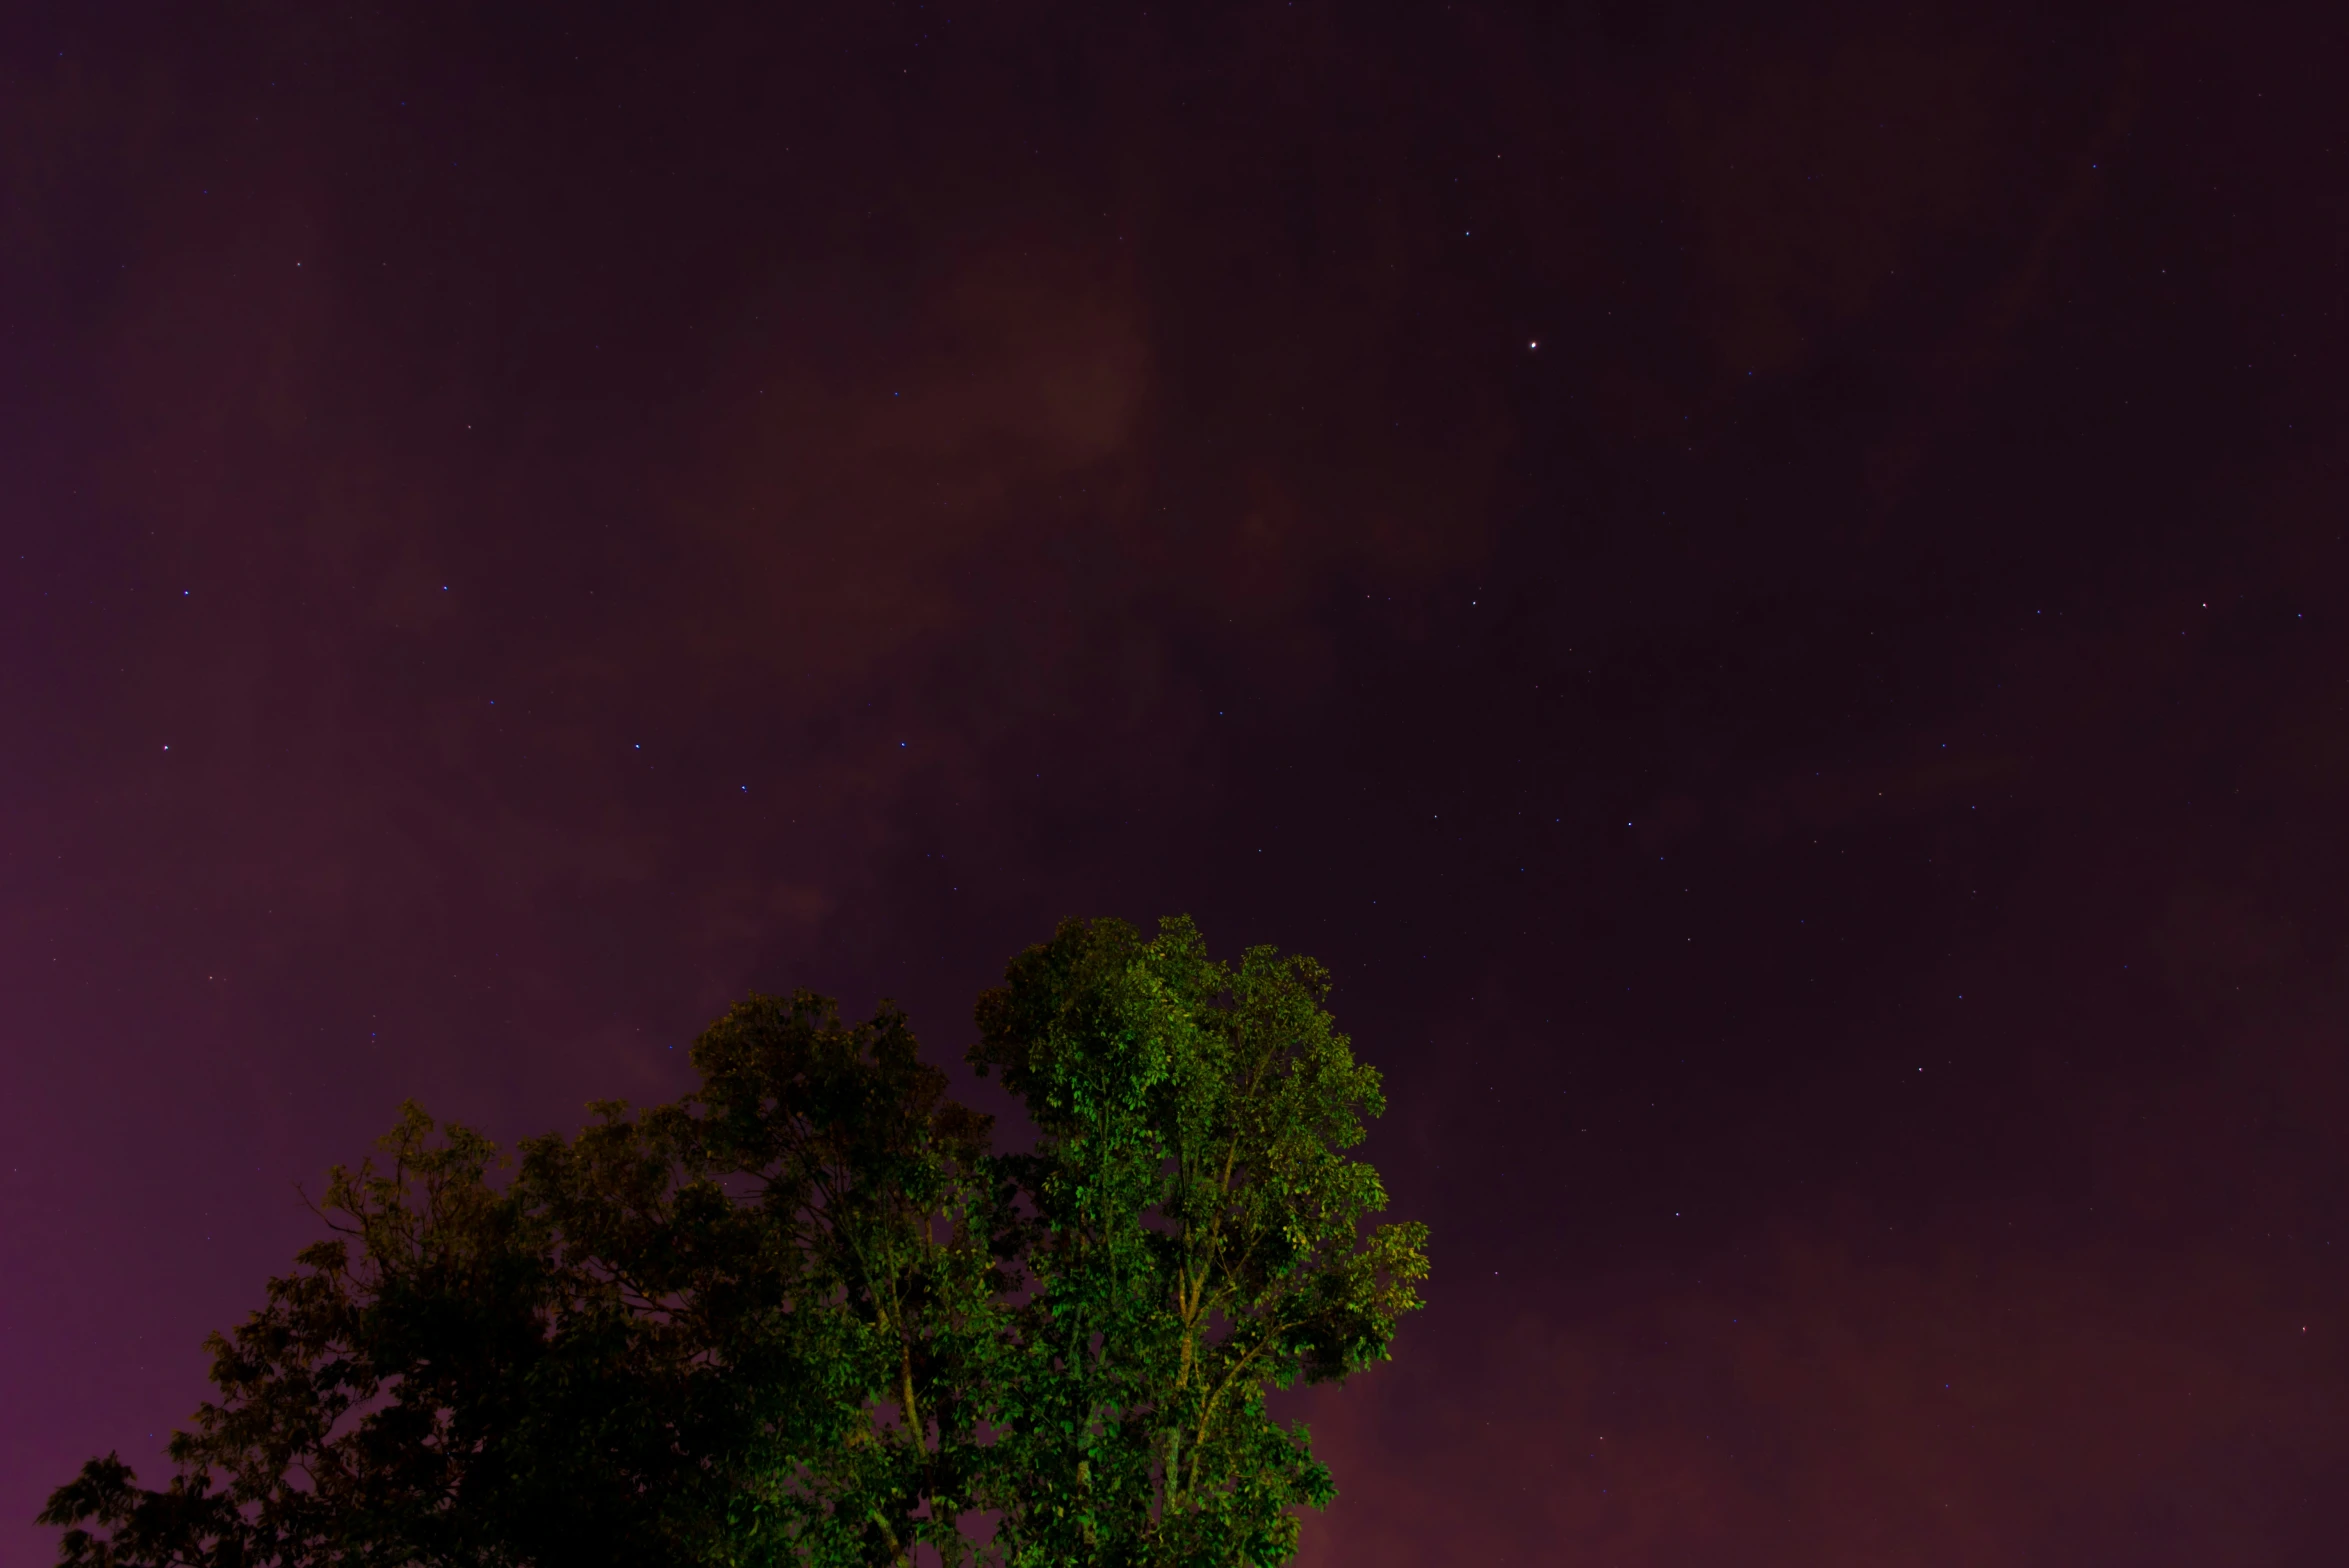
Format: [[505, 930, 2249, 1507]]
[[44, 917, 1429, 1568]]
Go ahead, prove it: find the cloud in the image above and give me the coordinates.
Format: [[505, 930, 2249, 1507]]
[[1299, 1210, 2340, 1566]]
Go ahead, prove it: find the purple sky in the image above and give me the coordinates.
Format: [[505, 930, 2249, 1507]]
[[5, 3, 2346, 1562]]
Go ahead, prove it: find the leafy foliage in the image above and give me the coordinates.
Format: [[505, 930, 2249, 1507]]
[[972, 916, 1430, 1567], [44, 920, 1427, 1568]]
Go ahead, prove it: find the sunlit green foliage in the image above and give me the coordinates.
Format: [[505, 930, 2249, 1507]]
[[43, 919, 1427, 1567]]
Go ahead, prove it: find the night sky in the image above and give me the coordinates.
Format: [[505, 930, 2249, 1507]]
[[5, 2, 2347, 1562]]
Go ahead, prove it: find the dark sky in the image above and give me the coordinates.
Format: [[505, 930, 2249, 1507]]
[[5, 1, 2346, 1562]]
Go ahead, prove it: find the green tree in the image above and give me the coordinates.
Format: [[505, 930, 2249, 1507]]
[[41, 994, 1002, 1568], [43, 920, 1428, 1568], [668, 992, 1008, 1566], [971, 916, 1430, 1567]]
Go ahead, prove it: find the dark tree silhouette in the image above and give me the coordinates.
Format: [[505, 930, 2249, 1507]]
[[44, 918, 1428, 1568]]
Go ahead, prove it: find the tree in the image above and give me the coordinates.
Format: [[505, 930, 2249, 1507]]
[[44, 919, 1428, 1568], [41, 995, 1001, 1568], [970, 916, 1429, 1567]]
